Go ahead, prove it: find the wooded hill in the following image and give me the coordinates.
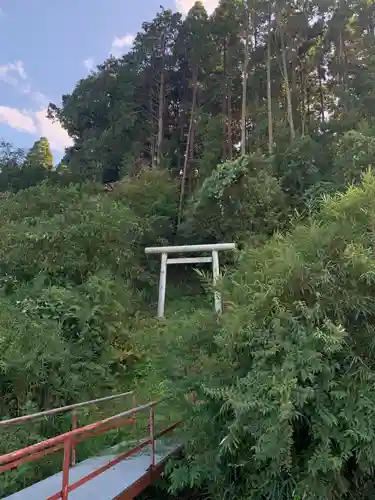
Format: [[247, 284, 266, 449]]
[[1, 0, 375, 499]]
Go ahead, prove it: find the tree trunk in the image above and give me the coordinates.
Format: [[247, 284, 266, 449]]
[[291, 57, 298, 128], [306, 84, 310, 131], [280, 28, 295, 141], [177, 110, 185, 176], [241, 12, 250, 156], [177, 68, 198, 228], [188, 118, 196, 194], [227, 75, 233, 160], [156, 56, 165, 166], [222, 39, 228, 159], [177, 71, 189, 176], [267, 17, 273, 155], [149, 88, 156, 168], [226, 34, 234, 160], [339, 29, 345, 85], [301, 62, 305, 136], [319, 63, 325, 123], [151, 137, 156, 169]]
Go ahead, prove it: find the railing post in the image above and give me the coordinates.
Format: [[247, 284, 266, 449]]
[[62, 438, 72, 500], [71, 409, 77, 466], [149, 407, 155, 469]]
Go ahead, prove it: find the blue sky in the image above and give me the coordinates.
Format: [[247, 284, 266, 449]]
[[0, 0, 218, 163]]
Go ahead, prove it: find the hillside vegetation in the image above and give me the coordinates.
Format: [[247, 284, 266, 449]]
[[1, 1, 375, 499]]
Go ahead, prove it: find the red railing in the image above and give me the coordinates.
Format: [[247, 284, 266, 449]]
[[0, 391, 134, 467], [0, 396, 181, 499]]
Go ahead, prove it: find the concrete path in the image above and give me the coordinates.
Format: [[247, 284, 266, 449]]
[[3, 440, 179, 500]]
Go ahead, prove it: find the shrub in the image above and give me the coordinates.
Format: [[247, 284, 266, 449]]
[[273, 135, 332, 210], [113, 168, 178, 248], [182, 155, 287, 244], [113, 168, 178, 222], [332, 130, 375, 188], [0, 178, 158, 495], [0, 272, 142, 495], [0, 177, 174, 288], [0, 182, 102, 223], [149, 172, 375, 499]]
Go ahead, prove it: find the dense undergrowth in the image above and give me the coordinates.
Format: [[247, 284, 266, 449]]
[[149, 174, 375, 499], [2, 130, 375, 498]]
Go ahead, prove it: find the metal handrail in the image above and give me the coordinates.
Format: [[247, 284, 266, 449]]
[[0, 398, 169, 466], [0, 396, 181, 500], [0, 391, 134, 427]]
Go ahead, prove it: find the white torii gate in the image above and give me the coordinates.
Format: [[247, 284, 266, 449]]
[[145, 243, 236, 318]]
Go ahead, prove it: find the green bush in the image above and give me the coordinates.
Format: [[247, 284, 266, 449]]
[[274, 135, 332, 210], [113, 168, 178, 222], [0, 172, 177, 494], [332, 130, 375, 188], [0, 182, 102, 222], [182, 155, 287, 244], [148, 172, 375, 499], [0, 198, 143, 284], [0, 175, 175, 288], [0, 273, 140, 417]]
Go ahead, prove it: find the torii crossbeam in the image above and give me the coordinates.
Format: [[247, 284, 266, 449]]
[[145, 243, 236, 318]]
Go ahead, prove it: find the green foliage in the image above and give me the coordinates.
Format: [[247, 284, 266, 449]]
[[196, 114, 223, 180], [3, 0, 375, 497], [0, 271, 142, 496], [112, 169, 180, 289], [0, 182, 102, 222], [147, 173, 375, 499], [0, 174, 174, 288], [0, 138, 55, 194], [274, 135, 333, 210], [183, 155, 286, 244], [44, 0, 375, 213], [0, 273, 139, 415], [113, 168, 178, 227], [0, 195, 139, 284], [332, 130, 375, 188], [0, 170, 176, 494], [25, 137, 53, 171], [0, 170, 176, 399], [0, 168, 176, 415]]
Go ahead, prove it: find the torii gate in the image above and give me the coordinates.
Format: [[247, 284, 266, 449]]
[[145, 243, 236, 318]]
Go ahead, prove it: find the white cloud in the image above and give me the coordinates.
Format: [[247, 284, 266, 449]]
[[84, 57, 95, 72], [14, 61, 27, 80], [35, 109, 73, 152], [0, 60, 72, 152], [110, 34, 135, 57], [0, 105, 73, 152], [0, 60, 28, 89], [0, 106, 36, 133], [0, 61, 48, 106], [176, 0, 219, 14], [31, 91, 49, 108], [0, 8, 5, 17]]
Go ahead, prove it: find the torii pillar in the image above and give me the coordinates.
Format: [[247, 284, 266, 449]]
[[145, 243, 236, 318]]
